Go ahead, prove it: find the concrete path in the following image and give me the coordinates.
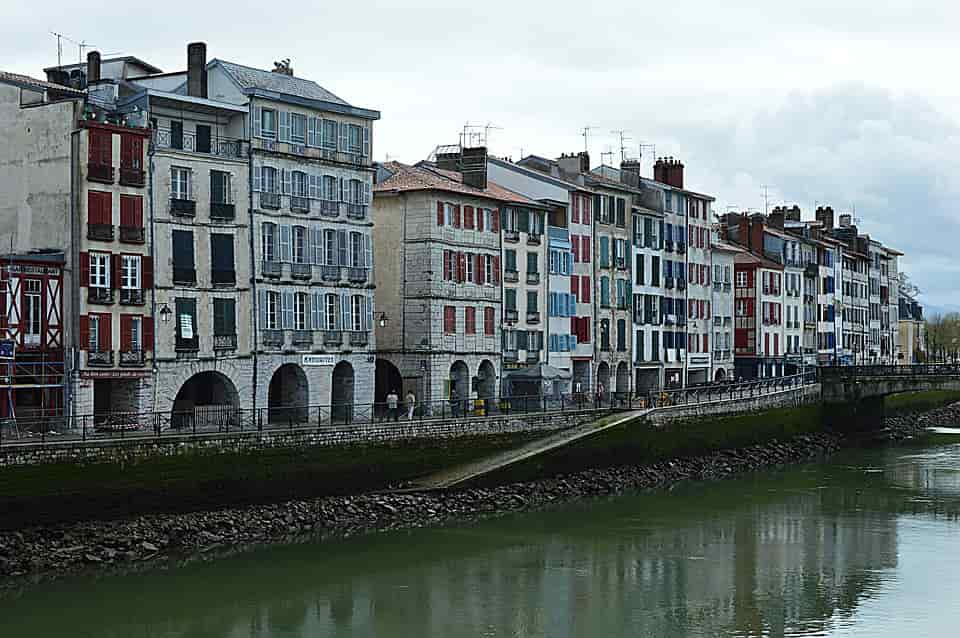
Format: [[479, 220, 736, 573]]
[[411, 408, 651, 489]]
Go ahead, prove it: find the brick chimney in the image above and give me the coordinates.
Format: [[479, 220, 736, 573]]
[[556, 153, 583, 177], [187, 42, 207, 98], [653, 157, 684, 189], [815, 205, 834, 231], [786, 204, 801, 222], [749, 214, 765, 252], [768, 207, 785, 230], [620, 159, 642, 188]]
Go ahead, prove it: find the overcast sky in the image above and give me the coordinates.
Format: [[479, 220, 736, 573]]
[[3, 0, 958, 308]]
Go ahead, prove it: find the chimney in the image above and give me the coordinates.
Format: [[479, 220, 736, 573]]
[[556, 153, 583, 178], [460, 146, 488, 190], [748, 214, 765, 252], [578, 151, 590, 173], [768, 207, 785, 230], [653, 157, 684, 189], [786, 204, 801, 222], [620, 159, 642, 188], [86, 51, 101, 84], [815, 206, 834, 231], [187, 42, 208, 99]]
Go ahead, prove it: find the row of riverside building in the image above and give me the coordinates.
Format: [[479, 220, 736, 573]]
[[0, 43, 920, 425]]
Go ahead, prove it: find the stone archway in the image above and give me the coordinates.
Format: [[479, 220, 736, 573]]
[[714, 368, 727, 382], [596, 361, 610, 394], [331, 361, 355, 423], [374, 359, 403, 419], [477, 359, 497, 413], [172, 371, 240, 431], [268, 363, 309, 424], [615, 361, 630, 395], [449, 360, 470, 417]]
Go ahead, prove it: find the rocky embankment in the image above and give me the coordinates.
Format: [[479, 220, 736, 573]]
[[1, 403, 955, 589]]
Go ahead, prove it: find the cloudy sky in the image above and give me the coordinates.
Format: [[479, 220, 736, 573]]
[[3, 0, 958, 308]]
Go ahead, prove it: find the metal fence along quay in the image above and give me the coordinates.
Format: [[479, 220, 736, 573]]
[[0, 372, 820, 449]]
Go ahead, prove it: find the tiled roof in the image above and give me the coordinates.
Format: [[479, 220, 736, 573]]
[[375, 162, 539, 206], [215, 59, 348, 105], [0, 70, 84, 96]]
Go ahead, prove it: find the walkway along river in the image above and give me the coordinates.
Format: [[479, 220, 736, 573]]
[[3, 422, 960, 636]]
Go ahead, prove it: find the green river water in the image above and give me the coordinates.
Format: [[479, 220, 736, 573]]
[[3, 434, 960, 637]]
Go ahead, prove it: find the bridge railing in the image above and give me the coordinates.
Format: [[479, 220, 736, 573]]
[[0, 372, 819, 449], [819, 364, 960, 380]]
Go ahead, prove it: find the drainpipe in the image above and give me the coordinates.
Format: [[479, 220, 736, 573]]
[[147, 100, 159, 415], [68, 120, 81, 422], [247, 100, 259, 416]]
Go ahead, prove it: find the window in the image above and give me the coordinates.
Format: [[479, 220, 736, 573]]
[[736, 271, 748, 287], [214, 298, 236, 336], [350, 232, 363, 267], [262, 223, 277, 262], [465, 307, 476, 334], [88, 129, 112, 166], [119, 315, 142, 353], [505, 249, 517, 272], [290, 113, 306, 144], [89, 252, 110, 288], [444, 202, 455, 226], [260, 109, 277, 139], [484, 307, 495, 335], [347, 124, 362, 154], [444, 306, 456, 334], [259, 166, 278, 194], [192, 124, 211, 154], [292, 171, 308, 197], [211, 234, 235, 283], [120, 134, 142, 169], [322, 119, 338, 149], [617, 319, 627, 351], [505, 289, 517, 311], [264, 291, 280, 330], [121, 255, 141, 290], [119, 195, 142, 230], [349, 179, 364, 205], [485, 255, 494, 283], [294, 292, 309, 330], [170, 121, 183, 150], [527, 291, 538, 313], [322, 175, 338, 200], [171, 167, 191, 200], [175, 298, 198, 346], [325, 293, 339, 329], [172, 230, 195, 282], [24, 280, 41, 344], [527, 252, 538, 274], [465, 252, 474, 283], [325, 230, 338, 265]]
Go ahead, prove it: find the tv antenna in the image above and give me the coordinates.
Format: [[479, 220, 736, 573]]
[[761, 184, 773, 215], [611, 129, 632, 163], [461, 121, 500, 148], [50, 31, 99, 67], [600, 145, 615, 167], [581, 126, 599, 153]]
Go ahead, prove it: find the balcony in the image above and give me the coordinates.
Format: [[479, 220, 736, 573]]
[[321, 265, 341, 282], [176, 337, 199, 354], [214, 334, 237, 351], [324, 330, 343, 346], [677, 279, 687, 291], [88, 286, 114, 305], [87, 350, 113, 367], [210, 202, 235, 221], [527, 234, 542, 246], [290, 196, 311, 214], [292, 330, 314, 346], [119, 167, 145, 187], [615, 258, 627, 271], [724, 282, 731, 292], [87, 223, 114, 242], [665, 240, 674, 252], [262, 330, 284, 348], [664, 276, 674, 290], [677, 243, 686, 254], [152, 128, 247, 159], [170, 198, 196, 217], [259, 192, 281, 210], [291, 263, 313, 280], [119, 288, 144, 305], [262, 261, 283, 278], [504, 269, 519, 283], [319, 148, 369, 167], [713, 282, 723, 291], [503, 230, 520, 243], [505, 309, 519, 322], [87, 162, 113, 184], [526, 272, 540, 286], [173, 267, 197, 286], [119, 225, 144, 243], [347, 267, 368, 283], [524, 351, 540, 364], [212, 269, 236, 287], [526, 311, 541, 324], [504, 350, 518, 362], [346, 204, 368, 220], [349, 331, 370, 347], [119, 349, 145, 367], [320, 200, 340, 217]]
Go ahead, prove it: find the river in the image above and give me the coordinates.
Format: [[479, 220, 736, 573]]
[[3, 435, 960, 637]]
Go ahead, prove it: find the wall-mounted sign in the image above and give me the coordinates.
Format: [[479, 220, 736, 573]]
[[0, 340, 15, 360], [302, 354, 336, 367]]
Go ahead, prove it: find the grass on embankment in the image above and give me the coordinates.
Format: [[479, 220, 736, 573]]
[[885, 390, 960, 416]]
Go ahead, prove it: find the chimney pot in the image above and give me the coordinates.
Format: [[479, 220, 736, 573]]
[[86, 51, 101, 84], [187, 42, 208, 98]]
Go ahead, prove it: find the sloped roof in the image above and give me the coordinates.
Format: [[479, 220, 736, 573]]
[[375, 161, 541, 206], [214, 59, 348, 105], [735, 250, 784, 270], [0, 70, 84, 96]]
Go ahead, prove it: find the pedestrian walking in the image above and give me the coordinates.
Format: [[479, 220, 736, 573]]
[[386, 389, 400, 422], [405, 390, 416, 420]]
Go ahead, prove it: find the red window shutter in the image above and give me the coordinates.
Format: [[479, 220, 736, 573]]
[[120, 134, 142, 169], [572, 196, 580, 223], [491, 208, 500, 232], [100, 314, 112, 350], [457, 252, 465, 282], [79, 251, 90, 287], [437, 201, 444, 226], [88, 191, 111, 225], [484, 307, 494, 335], [474, 254, 482, 284], [582, 277, 591, 304], [79, 315, 90, 348], [89, 129, 112, 166], [583, 317, 591, 343], [464, 205, 474, 229], [453, 204, 461, 228], [120, 195, 131, 227], [570, 317, 577, 335], [583, 237, 591, 262], [142, 256, 153, 290], [703, 333, 708, 352], [111, 253, 121, 289], [572, 236, 580, 262], [477, 207, 484, 231], [492, 257, 500, 283], [120, 315, 132, 351], [143, 316, 154, 351], [571, 274, 579, 299], [583, 197, 591, 224], [442, 251, 451, 280]]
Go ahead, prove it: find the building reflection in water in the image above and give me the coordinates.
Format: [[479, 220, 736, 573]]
[[13, 445, 958, 638]]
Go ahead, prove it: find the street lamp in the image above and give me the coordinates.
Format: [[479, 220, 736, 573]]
[[375, 312, 389, 328], [158, 303, 172, 323]]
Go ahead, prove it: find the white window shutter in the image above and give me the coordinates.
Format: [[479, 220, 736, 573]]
[[279, 111, 290, 142], [362, 125, 370, 157], [339, 177, 346, 202], [304, 295, 313, 330], [340, 292, 350, 331], [253, 107, 262, 138], [337, 230, 347, 266], [252, 165, 262, 192], [282, 169, 292, 195], [258, 290, 267, 328], [364, 234, 372, 269], [307, 117, 317, 147], [281, 291, 293, 329], [365, 295, 373, 332], [311, 292, 322, 330], [363, 181, 371, 206], [339, 122, 348, 151], [279, 224, 292, 262]]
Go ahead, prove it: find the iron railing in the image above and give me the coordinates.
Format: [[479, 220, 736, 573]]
[[152, 128, 247, 159]]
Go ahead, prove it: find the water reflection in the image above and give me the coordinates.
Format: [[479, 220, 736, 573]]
[[4, 443, 960, 638]]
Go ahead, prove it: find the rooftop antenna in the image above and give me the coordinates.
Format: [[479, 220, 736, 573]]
[[600, 145, 615, 167], [581, 126, 599, 153], [50, 31, 64, 68], [761, 185, 772, 215], [611, 129, 632, 163]]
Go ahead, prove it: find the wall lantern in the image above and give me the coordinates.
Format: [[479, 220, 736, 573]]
[[159, 303, 172, 323]]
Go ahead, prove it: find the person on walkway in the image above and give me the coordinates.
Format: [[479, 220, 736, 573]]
[[595, 382, 605, 407], [386, 389, 400, 422], [450, 387, 460, 417], [405, 390, 416, 421]]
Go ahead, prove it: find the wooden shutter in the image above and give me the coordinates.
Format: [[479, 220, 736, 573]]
[[253, 107, 262, 137], [281, 292, 294, 329], [437, 201, 445, 226], [572, 236, 579, 262], [143, 317, 154, 352], [99, 314, 112, 350], [79, 315, 90, 349], [366, 295, 374, 331], [362, 126, 370, 157], [279, 225, 292, 262], [477, 207, 484, 231], [79, 251, 90, 287], [111, 254, 121, 290], [491, 208, 500, 232], [120, 315, 132, 351], [453, 204, 461, 228], [141, 256, 153, 289], [340, 292, 350, 330], [464, 205, 474, 229], [456, 252, 465, 282], [492, 257, 500, 283], [279, 111, 290, 142]]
